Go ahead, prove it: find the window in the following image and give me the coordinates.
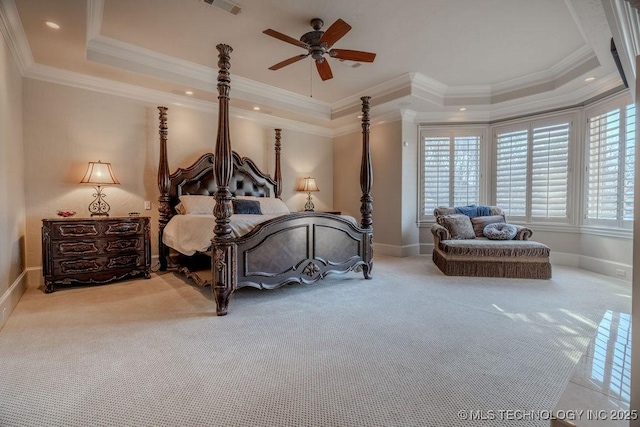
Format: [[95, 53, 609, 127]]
[[494, 118, 571, 221], [585, 102, 635, 227], [420, 129, 482, 217]]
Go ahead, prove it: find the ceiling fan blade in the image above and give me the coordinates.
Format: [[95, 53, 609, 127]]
[[263, 29, 309, 49], [331, 49, 376, 63], [316, 59, 333, 81], [318, 19, 351, 47], [268, 54, 309, 70]]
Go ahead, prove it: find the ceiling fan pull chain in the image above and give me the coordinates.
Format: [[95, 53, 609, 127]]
[[310, 59, 313, 98]]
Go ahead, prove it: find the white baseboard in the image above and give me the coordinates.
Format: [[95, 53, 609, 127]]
[[420, 243, 434, 255], [373, 243, 421, 257], [549, 251, 579, 267], [0, 269, 28, 331], [578, 255, 632, 281]]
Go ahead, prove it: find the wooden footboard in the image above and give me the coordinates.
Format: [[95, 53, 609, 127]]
[[235, 213, 373, 289]]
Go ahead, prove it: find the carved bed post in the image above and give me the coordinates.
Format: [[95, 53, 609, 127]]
[[360, 96, 373, 229], [212, 44, 236, 316], [157, 106, 171, 271], [359, 96, 374, 279], [274, 128, 282, 199]]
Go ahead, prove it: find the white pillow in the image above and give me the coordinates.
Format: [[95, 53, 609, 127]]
[[178, 195, 216, 215], [235, 195, 290, 214]]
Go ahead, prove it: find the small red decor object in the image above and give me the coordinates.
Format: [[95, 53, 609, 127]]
[[56, 210, 76, 218]]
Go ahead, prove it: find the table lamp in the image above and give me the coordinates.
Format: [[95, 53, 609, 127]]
[[297, 177, 319, 211], [80, 160, 120, 216]]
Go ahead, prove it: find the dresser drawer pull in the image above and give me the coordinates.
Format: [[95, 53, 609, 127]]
[[58, 242, 99, 255], [60, 259, 101, 273], [105, 222, 140, 235], [106, 239, 139, 252], [58, 224, 99, 237], [107, 255, 139, 268]]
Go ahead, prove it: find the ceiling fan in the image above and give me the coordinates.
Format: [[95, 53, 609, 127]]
[[263, 18, 376, 81]]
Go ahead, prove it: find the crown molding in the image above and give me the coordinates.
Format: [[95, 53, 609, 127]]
[[491, 45, 598, 95], [0, 0, 627, 137], [603, 0, 640, 97], [330, 73, 415, 117], [86, 0, 104, 42], [414, 71, 624, 123], [333, 109, 403, 137], [23, 63, 333, 137], [86, 35, 332, 120], [0, 0, 33, 73]]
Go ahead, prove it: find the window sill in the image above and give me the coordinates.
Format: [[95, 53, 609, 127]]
[[579, 226, 633, 240]]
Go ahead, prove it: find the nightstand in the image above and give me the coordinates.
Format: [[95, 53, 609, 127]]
[[41, 216, 151, 293]]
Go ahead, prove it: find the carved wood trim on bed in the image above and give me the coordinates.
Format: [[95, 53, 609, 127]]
[[157, 44, 373, 316]]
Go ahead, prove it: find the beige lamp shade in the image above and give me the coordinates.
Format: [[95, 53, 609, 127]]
[[80, 161, 120, 185], [297, 177, 319, 192]]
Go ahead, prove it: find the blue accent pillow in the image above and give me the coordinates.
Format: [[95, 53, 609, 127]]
[[454, 204, 491, 218], [483, 223, 517, 240], [232, 199, 262, 215]]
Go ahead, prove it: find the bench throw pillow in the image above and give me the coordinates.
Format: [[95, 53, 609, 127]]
[[483, 222, 518, 240], [470, 215, 505, 238], [437, 214, 476, 240]]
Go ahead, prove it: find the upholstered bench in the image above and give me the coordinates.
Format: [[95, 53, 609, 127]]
[[431, 206, 551, 279]]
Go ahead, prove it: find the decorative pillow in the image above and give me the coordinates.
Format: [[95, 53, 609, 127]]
[[436, 214, 476, 240], [175, 202, 186, 215], [236, 195, 290, 214], [178, 195, 216, 215], [470, 215, 505, 238], [232, 199, 262, 215], [483, 223, 517, 240]]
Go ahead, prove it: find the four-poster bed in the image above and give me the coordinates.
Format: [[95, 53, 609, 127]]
[[157, 44, 374, 315]]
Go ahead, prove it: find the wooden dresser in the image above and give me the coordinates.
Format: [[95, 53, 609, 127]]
[[42, 216, 151, 293]]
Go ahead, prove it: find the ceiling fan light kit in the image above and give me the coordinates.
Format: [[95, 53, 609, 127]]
[[264, 18, 376, 81]]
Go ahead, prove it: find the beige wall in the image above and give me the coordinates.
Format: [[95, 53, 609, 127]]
[[0, 28, 26, 326], [400, 116, 419, 253], [22, 79, 333, 268], [334, 121, 403, 249]]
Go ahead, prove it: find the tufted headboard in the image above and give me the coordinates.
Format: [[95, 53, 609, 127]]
[[167, 151, 279, 219]]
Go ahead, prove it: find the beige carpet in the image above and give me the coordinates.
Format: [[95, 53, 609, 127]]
[[0, 255, 631, 427]]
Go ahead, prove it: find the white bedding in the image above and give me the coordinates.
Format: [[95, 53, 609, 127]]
[[163, 213, 358, 256], [163, 214, 285, 255]]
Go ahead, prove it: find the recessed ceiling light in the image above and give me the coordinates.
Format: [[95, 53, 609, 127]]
[[185, 90, 193, 95], [459, 107, 467, 111], [357, 115, 363, 119], [45, 21, 60, 29], [585, 77, 596, 82], [253, 106, 260, 111]]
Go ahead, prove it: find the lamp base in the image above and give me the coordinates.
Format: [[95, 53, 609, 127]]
[[87, 185, 112, 217], [304, 192, 315, 212]]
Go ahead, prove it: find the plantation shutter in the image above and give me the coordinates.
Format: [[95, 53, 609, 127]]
[[496, 129, 528, 217], [587, 109, 621, 220], [423, 136, 450, 214], [623, 104, 635, 221], [531, 122, 570, 218], [453, 136, 480, 207]]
